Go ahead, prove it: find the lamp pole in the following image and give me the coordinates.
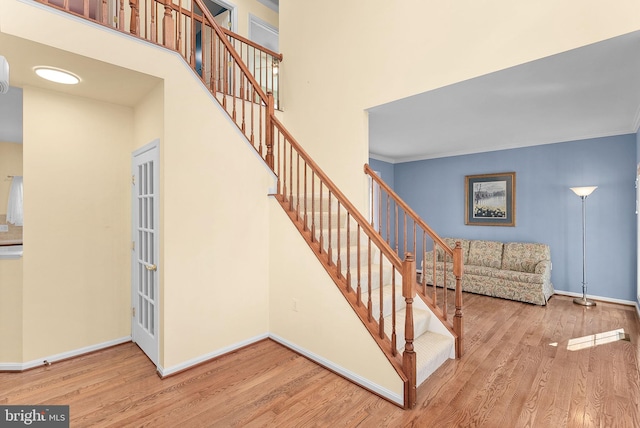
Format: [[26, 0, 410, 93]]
[[570, 186, 597, 306]]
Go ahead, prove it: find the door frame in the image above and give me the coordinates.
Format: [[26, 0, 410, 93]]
[[131, 139, 161, 367], [208, 0, 237, 32], [248, 13, 279, 51]]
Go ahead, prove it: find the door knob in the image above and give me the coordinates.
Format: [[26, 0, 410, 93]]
[[145, 264, 157, 271]]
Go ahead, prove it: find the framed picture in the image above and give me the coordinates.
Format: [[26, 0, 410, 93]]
[[465, 172, 516, 226]]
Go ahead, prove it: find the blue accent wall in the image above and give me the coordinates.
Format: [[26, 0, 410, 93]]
[[368, 158, 396, 248], [369, 158, 394, 189], [371, 134, 637, 302]]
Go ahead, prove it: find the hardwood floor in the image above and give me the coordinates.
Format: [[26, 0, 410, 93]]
[[2, 294, 639, 427]]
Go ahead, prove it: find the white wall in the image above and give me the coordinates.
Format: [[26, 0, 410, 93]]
[[268, 198, 404, 402], [160, 62, 273, 369], [279, 0, 640, 211], [0, 258, 22, 362], [2, 0, 274, 369], [22, 87, 134, 361]]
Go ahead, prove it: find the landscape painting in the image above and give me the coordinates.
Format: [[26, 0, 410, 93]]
[[465, 172, 515, 226]]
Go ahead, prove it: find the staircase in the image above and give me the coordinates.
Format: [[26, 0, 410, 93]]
[[298, 194, 455, 387], [35, 0, 465, 409]]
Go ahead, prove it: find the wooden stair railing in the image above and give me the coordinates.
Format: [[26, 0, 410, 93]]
[[36, 0, 280, 144], [271, 117, 419, 408], [35, 0, 428, 408], [220, 28, 282, 110], [365, 164, 464, 358]]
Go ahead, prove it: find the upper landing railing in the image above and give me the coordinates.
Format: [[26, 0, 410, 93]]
[[39, 0, 282, 110]]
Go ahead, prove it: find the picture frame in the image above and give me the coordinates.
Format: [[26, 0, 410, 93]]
[[465, 172, 516, 226]]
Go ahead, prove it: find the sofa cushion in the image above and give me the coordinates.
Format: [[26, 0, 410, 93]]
[[502, 242, 550, 273], [467, 240, 503, 268], [464, 264, 498, 277], [436, 238, 469, 264]]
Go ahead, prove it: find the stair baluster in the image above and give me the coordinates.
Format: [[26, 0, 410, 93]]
[[365, 164, 464, 358]]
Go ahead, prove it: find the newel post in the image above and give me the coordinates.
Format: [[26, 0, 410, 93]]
[[129, 0, 139, 35], [402, 252, 417, 409], [453, 241, 464, 358], [162, 0, 176, 50], [265, 92, 275, 170]]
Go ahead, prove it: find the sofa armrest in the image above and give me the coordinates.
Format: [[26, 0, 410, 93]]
[[535, 260, 551, 277]]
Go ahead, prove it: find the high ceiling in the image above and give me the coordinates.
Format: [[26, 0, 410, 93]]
[[368, 31, 640, 163]]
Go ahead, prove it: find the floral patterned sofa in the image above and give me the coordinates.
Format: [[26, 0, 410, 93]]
[[422, 238, 554, 305]]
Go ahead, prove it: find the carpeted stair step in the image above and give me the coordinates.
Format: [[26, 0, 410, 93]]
[[384, 307, 431, 351], [413, 331, 454, 385], [329, 244, 380, 268], [343, 262, 397, 292], [292, 195, 333, 213], [360, 284, 405, 318], [305, 210, 350, 230], [318, 227, 361, 250]]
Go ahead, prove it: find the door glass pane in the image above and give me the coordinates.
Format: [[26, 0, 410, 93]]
[[149, 197, 154, 229], [138, 198, 143, 226], [149, 162, 154, 194], [149, 233, 154, 264], [149, 303, 154, 335], [143, 198, 148, 228], [143, 299, 148, 330], [149, 271, 154, 300], [143, 163, 148, 195]]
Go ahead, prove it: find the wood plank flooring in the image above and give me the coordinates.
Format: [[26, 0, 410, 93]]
[[2, 294, 639, 427]]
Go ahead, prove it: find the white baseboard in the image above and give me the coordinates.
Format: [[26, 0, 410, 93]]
[[157, 333, 269, 377], [636, 302, 640, 321], [0, 336, 131, 372], [553, 290, 636, 306], [269, 333, 404, 406]]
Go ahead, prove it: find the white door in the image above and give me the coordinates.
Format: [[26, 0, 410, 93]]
[[132, 141, 160, 366]]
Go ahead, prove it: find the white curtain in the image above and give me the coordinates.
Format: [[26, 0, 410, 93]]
[[7, 176, 23, 226]]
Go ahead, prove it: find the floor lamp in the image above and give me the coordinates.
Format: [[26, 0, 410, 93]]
[[570, 186, 597, 306]]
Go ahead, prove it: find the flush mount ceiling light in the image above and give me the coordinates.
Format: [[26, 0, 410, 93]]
[[34, 66, 80, 85]]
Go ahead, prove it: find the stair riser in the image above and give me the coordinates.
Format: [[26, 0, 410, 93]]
[[318, 228, 361, 247], [326, 244, 382, 266], [343, 266, 396, 292], [293, 196, 333, 212], [361, 285, 406, 318], [304, 211, 350, 229], [385, 309, 431, 352]]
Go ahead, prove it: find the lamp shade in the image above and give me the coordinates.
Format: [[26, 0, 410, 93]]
[[570, 186, 597, 197]]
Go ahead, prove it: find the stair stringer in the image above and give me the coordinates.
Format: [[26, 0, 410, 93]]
[[267, 197, 406, 406]]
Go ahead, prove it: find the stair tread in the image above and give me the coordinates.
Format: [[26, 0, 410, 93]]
[[414, 331, 454, 386], [386, 307, 430, 324]]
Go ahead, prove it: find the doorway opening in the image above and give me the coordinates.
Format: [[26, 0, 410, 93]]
[[196, 0, 236, 76]]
